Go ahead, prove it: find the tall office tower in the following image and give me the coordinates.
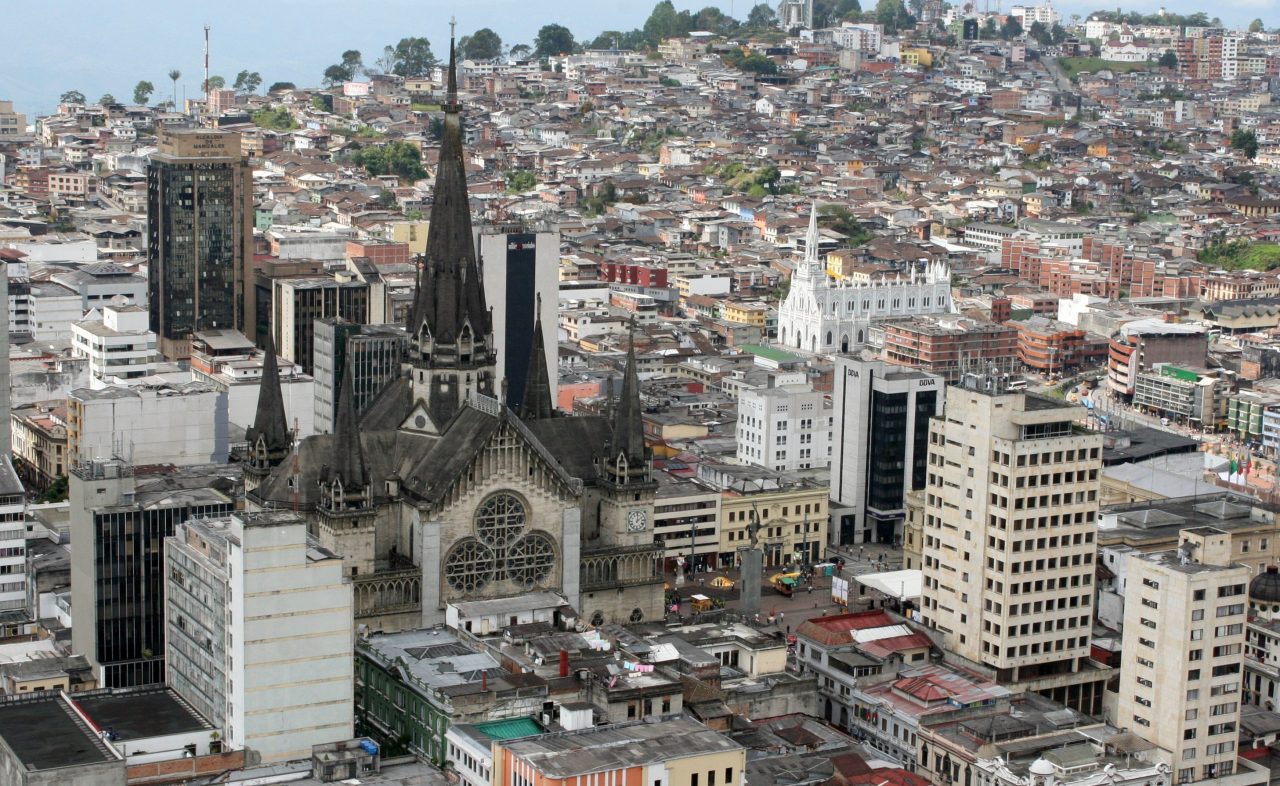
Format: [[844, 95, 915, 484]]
[[1117, 528, 1255, 786], [919, 375, 1106, 713], [147, 129, 253, 359], [828, 355, 943, 547], [69, 459, 236, 687], [312, 318, 405, 434], [475, 225, 558, 410], [165, 511, 353, 763]]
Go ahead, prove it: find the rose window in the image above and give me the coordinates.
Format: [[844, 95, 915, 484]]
[[443, 492, 556, 595]]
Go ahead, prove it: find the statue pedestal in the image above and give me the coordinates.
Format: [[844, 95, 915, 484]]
[[738, 546, 763, 618]]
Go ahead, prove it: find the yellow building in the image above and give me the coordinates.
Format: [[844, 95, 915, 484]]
[[1087, 141, 1109, 157], [901, 48, 933, 68], [388, 219, 429, 254], [723, 301, 768, 327], [719, 483, 828, 569]]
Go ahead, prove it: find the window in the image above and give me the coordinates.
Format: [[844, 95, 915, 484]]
[[692, 775, 699, 786]]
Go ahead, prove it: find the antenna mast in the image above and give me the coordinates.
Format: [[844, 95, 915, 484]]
[[203, 24, 211, 101]]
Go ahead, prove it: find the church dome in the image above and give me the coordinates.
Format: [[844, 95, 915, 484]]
[[1251, 565, 1280, 604], [1029, 758, 1055, 777]]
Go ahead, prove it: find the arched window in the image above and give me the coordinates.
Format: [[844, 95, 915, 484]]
[[825, 331, 833, 346]]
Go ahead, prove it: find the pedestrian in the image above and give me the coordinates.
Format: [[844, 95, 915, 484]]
[[779, 611, 785, 624], [808, 584, 813, 595]]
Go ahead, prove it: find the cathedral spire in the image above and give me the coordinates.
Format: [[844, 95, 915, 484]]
[[610, 319, 646, 467], [519, 295, 554, 421], [804, 200, 822, 270], [246, 331, 290, 458], [407, 25, 489, 348], [328, 357, 368, 489]]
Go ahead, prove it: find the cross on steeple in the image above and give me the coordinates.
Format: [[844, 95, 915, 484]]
[[450, 16, 456, 40]]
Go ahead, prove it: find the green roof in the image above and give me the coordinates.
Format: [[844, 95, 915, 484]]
[[473, 717, 543, 741], [740, 344, 800, 363]]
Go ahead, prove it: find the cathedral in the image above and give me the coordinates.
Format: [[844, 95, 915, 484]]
[[245, 42, 664, 632], [777, 205, 953, 355]]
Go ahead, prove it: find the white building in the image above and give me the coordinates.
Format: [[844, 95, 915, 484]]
[[777, 0, 813, 29], [1246, 566, 1280, 712], [1117, 528, 1264, 786], [833, 22, 883, 53], [190, 331, 315, 438], [0, 460, 25, 616], [22, 282, 84, 340], [1009, 2, 1060, 27], [828, 355, 943, 547], [68, 382, 229, 466], [165, 510, 354, 764], [778, 204, 952, 354], [71, 302, 156, 388], [736, 380, 831, 472], [1101, 40, 1153, 62]]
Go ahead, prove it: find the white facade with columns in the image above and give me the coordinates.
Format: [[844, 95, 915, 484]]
[[778, 205, 953, 354]]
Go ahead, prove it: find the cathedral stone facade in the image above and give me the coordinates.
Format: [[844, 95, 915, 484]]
[[778, 205, 953, 354], [247, 43, 663, 631]]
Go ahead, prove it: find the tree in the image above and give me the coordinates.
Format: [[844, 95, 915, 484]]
[[745, 3, 778, 28], [350, 141, 427, 183], [98, 93, 117, 105], [132, 80, 155, 105], [692, 6, 738, 34], [1050, 22, 1067, 44], [813, 0, 862, 27], [233, 70, 263, 94], [1029, 20, 1050, 44], [1231, 129, 1258, 159], [534, 24, 577, 58], [509, 43, 533, 60], [204, 75, 225, 91], [323, 65, 350, 86], [459, 27, 503, 60], [1249, 18, 1264, 33], [875, 0, 912, 33], [1159, 49, 1178, 69], [324, 50, 362, 85], [376, 190, 399, 209], [380, 37, 437, 77], [505, 170, 538, 193], [643, 1, 693, 45], [60, 90, 85, 105], [168, 69, 181, 108], [268, 81, 296, 93], [1001, 16, 1023, 39], [251, 107, 297, 130]]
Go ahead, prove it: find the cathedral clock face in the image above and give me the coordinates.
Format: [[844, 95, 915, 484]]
[[626, 509, 647, 532]]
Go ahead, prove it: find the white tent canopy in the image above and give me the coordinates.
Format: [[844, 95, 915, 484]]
[[854, 569, 922, 601]]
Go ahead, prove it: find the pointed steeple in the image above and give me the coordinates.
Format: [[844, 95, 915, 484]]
[[408, 25, 489, 347], [246, 331, 290, 458], [804, 200, 822, 271], [519, 295, 554, 421], [609, 320, 646, 467], [327, 357, 368, 489]]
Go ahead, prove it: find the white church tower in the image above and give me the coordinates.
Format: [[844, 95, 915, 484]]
[[777, 202, 954, 354]]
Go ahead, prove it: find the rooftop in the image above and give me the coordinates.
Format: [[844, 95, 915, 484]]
[[361, 629, 503, 690], [501, 717, 741, 778], [75, 687, 212, 740], [0, 692, 120, 771]]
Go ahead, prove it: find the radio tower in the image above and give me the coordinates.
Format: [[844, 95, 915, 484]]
[[203, 24, 211, 101]]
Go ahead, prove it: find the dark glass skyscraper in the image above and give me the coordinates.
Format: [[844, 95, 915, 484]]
[[147, 129, 253, 359]]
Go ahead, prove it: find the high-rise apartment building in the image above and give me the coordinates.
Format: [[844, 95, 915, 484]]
[[271, 268, 385, 374], [1117, 527, 1259, 786], [165, 511, 353, 763], [69, 459, 236, 687], [147, 129, 253, 359], [919, 375, 1106, 712], [474, 225, 558, 410], [829, 355, 943, 547], [312, 318, 405, 434]]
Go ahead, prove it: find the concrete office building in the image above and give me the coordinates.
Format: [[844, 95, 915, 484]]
[[69, 459, 236, 687], [271, 272, 384, 374], [919, 374, 1107, 713], [70, 302, 156, 388], [0, 462, 25, 621], [312, 318, 405, 434], [735, 381, 832, 473], [165, 511, 353, 764], [189, 330, 315, 439], [829, 355, 944, 547], [67, 382, 229, 466], [147, 130, 254, 359], [1117, 527, 1263, 786], [475, 225, 558, 410]]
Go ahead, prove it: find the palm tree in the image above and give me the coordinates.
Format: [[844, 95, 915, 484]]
[[168, 69, 181, 111]]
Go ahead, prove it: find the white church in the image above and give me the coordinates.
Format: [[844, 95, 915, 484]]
[[777, 205, 954, 354]]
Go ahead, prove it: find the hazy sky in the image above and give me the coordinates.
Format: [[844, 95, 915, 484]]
[[4, 0, 1272, 117]]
